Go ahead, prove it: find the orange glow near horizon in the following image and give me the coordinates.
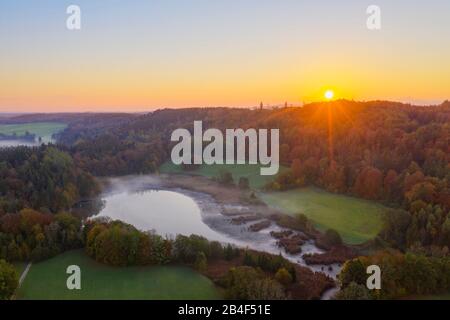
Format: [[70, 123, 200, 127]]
[[1, 2, 449, 112], [1, 69, 448, 113], [3, 47, 448, 113], [1, 63, 448, 112]]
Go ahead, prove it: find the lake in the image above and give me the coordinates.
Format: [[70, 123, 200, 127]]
[[95, 189, 235, 244], [93, 175, 341, 283]]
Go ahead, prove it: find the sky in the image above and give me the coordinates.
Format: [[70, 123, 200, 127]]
[[0, 0, 449, 112]]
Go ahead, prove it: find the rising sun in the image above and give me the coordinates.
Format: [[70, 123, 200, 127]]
[[324, 90, 334, 100]]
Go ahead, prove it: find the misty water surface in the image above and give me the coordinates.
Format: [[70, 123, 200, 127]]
[[93, 175, 341, 282], [95, 189, 237, 244]]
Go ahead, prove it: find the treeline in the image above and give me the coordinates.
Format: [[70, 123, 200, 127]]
[[85, 219, 241, 267], [85, 219, 300, 300], [3, 113, 157, 177], [0, 146, 100, 213], [66, 133, 167, 176], [0, 259, 18, 300], [53, 112, 167, 176], [380, 207, 450, 252], [85, 218, 172, 266], [0, 209, 83, 262], [337, 250, 450, 299], [219, 266, 287, 300], [57, 107, 273, 176]]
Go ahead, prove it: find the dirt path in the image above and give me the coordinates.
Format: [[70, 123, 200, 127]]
[[19, 262, 32, 287], [12, 262, 32, 300]]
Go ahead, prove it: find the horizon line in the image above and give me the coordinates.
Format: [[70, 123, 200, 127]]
[[1, 98, 449, 115]]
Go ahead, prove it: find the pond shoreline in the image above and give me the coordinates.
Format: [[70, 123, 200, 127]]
[[95, 174, 343, 299]]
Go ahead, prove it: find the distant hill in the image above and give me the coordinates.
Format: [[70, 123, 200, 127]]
[[0, 112, 138, 124]]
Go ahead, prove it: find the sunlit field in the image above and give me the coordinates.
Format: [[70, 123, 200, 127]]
[[260, 187, 386, 244], [18, 250, 221, 300]]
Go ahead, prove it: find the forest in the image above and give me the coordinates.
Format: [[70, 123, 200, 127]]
[[0, 99, 449, 299], [0, 146, 99, 262], [54, 100, 449, 252]]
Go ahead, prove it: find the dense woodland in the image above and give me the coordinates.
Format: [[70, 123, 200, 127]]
[[0, 146, 99, 262], [338, 250, 450, 299], [0, 146, 99, 213], [0, 100, 449, 299], [53, 100, 450, 252], [0, 210, 83, 262]]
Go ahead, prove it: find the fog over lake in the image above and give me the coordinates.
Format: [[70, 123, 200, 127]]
[[93, 175, 341, 283], [95, 189, 236, 244]]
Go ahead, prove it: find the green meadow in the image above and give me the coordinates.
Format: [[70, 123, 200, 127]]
[[260, 187, 386, 245], [160, 161, 288, 189], [0, 122, 67, 142], [17, 250, 221, 300]]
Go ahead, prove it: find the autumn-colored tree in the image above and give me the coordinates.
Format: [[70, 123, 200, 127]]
[[404, 170, 425, 193], [194, 252, 207, 272], [383, 169, 399, 200], [353, 166, 383, 200], [339, 258, 367, 288], [275, 267, 293, 286], [291, 159, 302, 178], [0, 259, 18, 300], [336, 282, 371, 300]]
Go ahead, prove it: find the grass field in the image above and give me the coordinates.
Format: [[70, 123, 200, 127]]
[[260, 187, 386, 244], [0, 122, 67, 143], [160, 161, 288, 189], [18, 250, 221, 300]]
